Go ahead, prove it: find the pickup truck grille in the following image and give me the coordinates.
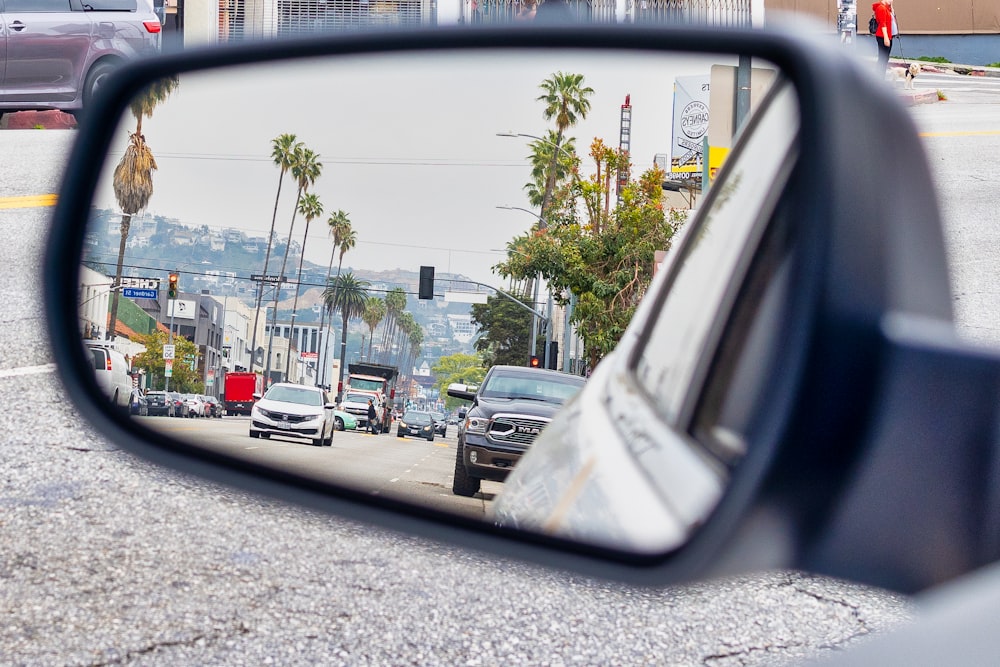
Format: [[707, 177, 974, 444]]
[[487, 414, 550, 447]]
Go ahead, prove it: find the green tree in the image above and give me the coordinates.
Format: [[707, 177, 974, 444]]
[[323, 272, 370, 396], [362, 296, 386, 359], [378, 287, 407, 364], [266, 145, 322, 377], [536, 72, 594, 220], [470, 290, 534, 367], [108, 76, 178, 340], [285, 192, 324, 377], [497, 164, 684, 368], [432, 353, 486, 410], [251, 133, 302, 369], [131, 330, 201, 392], [317, 210, 355, 387], [525, 131, 578, 209]]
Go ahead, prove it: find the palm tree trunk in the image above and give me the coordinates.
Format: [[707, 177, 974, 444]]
[[284, 216, 313, 379], [250, 171, 285, 372], [265, 185, 303, 381], [337, 309, 349, 400], [315, 247, 336, 387], [538, 129, 564, 226], [107, 214, 132, 341]]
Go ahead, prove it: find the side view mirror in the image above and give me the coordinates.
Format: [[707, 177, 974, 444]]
[[45, 24, 1000, 593]]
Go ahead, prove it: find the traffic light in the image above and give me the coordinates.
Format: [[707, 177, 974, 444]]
[[528, 355, 541, 368], [167, 272, 179, 299], [418, 266, 434, 300]]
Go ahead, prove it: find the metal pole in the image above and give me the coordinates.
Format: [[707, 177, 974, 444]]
[[562, 292, 575, 373], [165, 295, 175, 392], [528, 273, 540, 363], [544, 289, 553, 368]]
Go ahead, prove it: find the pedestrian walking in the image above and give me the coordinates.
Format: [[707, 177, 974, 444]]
[[872, 0, 896, 75], [367, 399, 378, 435]]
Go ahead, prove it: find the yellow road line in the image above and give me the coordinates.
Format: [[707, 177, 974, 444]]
[[0, 194, 58, 210], [919, 130, 1000, 137]]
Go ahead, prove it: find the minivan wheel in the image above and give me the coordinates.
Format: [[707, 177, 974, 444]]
[[82, 61, 118, 109]]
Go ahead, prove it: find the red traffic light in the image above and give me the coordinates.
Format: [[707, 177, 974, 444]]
[[528, 355, 540, 368], [167, 272, 179, 298]]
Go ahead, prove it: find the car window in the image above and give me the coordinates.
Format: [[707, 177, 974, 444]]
[[480, 373, 584, 404], [4, 0, 73, 11], [91, 349, 107, 370], [403, 412, 431, 424], [83, 0, 140, 10]]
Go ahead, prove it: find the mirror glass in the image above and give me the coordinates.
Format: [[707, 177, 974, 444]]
[[77, 47, 791, 551]]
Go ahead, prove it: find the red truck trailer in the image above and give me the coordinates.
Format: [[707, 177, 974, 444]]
[[223, 371, 263, 416]]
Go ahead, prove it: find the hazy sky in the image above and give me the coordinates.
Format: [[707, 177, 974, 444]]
[[93, 48, 733, 286]]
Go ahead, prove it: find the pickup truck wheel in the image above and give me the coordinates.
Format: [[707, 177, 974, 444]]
[[451, 441, 480, 497], [249, 430, 259, 438]]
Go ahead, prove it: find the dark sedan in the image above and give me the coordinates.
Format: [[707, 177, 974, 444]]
[[144, 390, 175, 417], [396, 411, 435, 441]]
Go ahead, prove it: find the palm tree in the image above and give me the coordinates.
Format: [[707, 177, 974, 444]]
[[317, 211, 355, 387], [362, 296, 387, 359], [536, 72, 594, 223], [265, 145, 322, 380], [378, 287, 407, 364], [284, 192, 323, 378], [250, 133, 302, 371], [108, 77, 178, 340], [525, 132, 577, 209], [323, 272, 370, 398]]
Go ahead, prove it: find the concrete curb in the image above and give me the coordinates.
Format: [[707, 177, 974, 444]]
[[0, 110, 77, 130]]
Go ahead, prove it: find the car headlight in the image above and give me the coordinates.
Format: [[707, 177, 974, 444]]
[[253, 406, 267, 419], [465, 416, 489, 434], [422, 425, 432, 431]]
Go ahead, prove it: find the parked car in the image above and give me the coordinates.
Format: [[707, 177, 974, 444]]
[[84, 341, 132, 410], [202, 395, 223, 418], [144, 390, 174, 417], [395, 411, 435, 441], [0, 0, 162, 117], [182, 393, 206, 417], [128, 388, 147, 416], [448, 366, 586, 497], [166, 391, 189, 418], [250, 383, 336, 447], [333, 409, 357, 431]]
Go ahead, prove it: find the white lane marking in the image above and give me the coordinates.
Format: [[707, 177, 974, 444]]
[[0, 364, 56, 378]]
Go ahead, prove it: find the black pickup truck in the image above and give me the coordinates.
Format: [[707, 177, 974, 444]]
[[447, 365, 586, 497]]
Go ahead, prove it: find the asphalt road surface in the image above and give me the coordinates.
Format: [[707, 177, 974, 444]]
[[6, 67, 997, 663]]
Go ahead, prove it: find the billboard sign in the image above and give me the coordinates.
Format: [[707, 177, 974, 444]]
[[671, 75, 711, 174]]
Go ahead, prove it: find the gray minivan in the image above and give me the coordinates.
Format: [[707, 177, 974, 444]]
[[0, 0, 161, 116]]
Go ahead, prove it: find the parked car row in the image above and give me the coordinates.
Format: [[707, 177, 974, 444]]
[[140, 391, 223, 418]]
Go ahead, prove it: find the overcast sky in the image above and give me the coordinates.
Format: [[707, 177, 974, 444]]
[[93, 48, 733, 286]]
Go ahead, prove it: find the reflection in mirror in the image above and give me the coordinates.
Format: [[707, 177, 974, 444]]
[[77, 47, 791, 553]]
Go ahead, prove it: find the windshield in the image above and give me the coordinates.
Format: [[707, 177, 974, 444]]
[[403, 412, 432, 424], [479, 372, 585, 404], [344, 393, 376, 404], [264, 385, 324, 407]]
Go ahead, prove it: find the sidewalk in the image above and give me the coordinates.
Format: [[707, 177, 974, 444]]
[[891, 58, 1000, 106]]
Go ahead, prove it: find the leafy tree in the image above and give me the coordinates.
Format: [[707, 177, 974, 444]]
[[323, 272, 370, 396], [378, 287, 407, 364], [470, 290, 534, 367], [432, 353, 486, 410], [131, 330, 202, 392], [108, 77, 178, 340], [497, 163, 684, 369], [266, 145, 322, 377], [536, 72, 594, 219], [362, 296, 386, 358], [317, 210, 354, 387], [251, 133, 302, 368]]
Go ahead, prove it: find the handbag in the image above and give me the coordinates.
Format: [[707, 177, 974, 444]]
[[868, 14, 878, 35]]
